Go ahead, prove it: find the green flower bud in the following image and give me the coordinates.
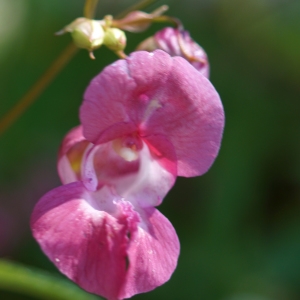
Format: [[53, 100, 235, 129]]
[[58, 18, 105, 58], [103, 28, 126, 52]]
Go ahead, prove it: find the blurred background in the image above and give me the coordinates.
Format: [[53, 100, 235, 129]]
[[1, 0, 300, 299]]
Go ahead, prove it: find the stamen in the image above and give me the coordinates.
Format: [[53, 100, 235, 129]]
[[112, 138, 140, 162], [118, 147, 138, 162]]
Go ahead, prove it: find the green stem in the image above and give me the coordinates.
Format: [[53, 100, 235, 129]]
[[84, 0, 99, 19], [0, 43, 78, 137], [0, 260, 101, 300]]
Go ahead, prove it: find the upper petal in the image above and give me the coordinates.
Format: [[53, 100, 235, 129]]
[[80, 59, 137, 144], [80, 50, 224, 177], [80, 50, 174, 144], [31, 182, 179, 300], [138, 55, 224, 177]]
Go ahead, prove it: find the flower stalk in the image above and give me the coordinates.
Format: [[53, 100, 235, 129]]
[[0, 43, 78, 137], [84, 0, 99, 19]]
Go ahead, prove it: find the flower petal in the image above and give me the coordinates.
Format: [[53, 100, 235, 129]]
[[113, 140, 176, 207], [57, 126, 89, 184], [137, 54, 224, 177], [80, 50, 174, 144], [154, 27, 210, 77], [31, 182, 179, 300], [80, 59, 137, 144], [118, 206, 180, 299], [111, 6, 169, 33], [137, 27, 210, 77], [81, 139, 176, 207], [80, 50, 224, 178]]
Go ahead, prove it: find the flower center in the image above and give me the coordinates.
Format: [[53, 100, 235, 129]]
[[112, 135, 143, 162]]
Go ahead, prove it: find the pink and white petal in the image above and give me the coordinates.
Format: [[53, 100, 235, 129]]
[[80, 50, 224, 177], [124, 50, 173, 103], [31, 182, 132, 300], [92, 122, 137, 145], [136, 55, 224, 177], [116, 50, 223, 176], [80, 59, 137, 144], [80, 50, 174, 144], [143, 134, 177, 176], [114, 140, 176, 207], [81, 139, 175, 207], [57, 126, 89, 184], [81, 143, 99, 192], [31, 182, 179, 300], [118, 206, 180, 299], [81, 142, 140, 192]]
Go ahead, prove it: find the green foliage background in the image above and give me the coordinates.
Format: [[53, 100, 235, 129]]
[[1, 0, 300, 299]]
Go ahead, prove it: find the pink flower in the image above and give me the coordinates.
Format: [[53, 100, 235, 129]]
[[137, 27, 209, 77], [31, 50, 224, 300]]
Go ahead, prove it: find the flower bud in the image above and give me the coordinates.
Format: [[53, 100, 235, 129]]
[[137, 27, 209, 77], [136, 36, 158, 52], [112, 5, 169, 33], [103, 28, 126, 52], [57, 18, 105, 58]]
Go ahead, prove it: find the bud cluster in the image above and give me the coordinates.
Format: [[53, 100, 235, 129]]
[[56, 17, 126, 59], [56, 5, 170, 59]]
